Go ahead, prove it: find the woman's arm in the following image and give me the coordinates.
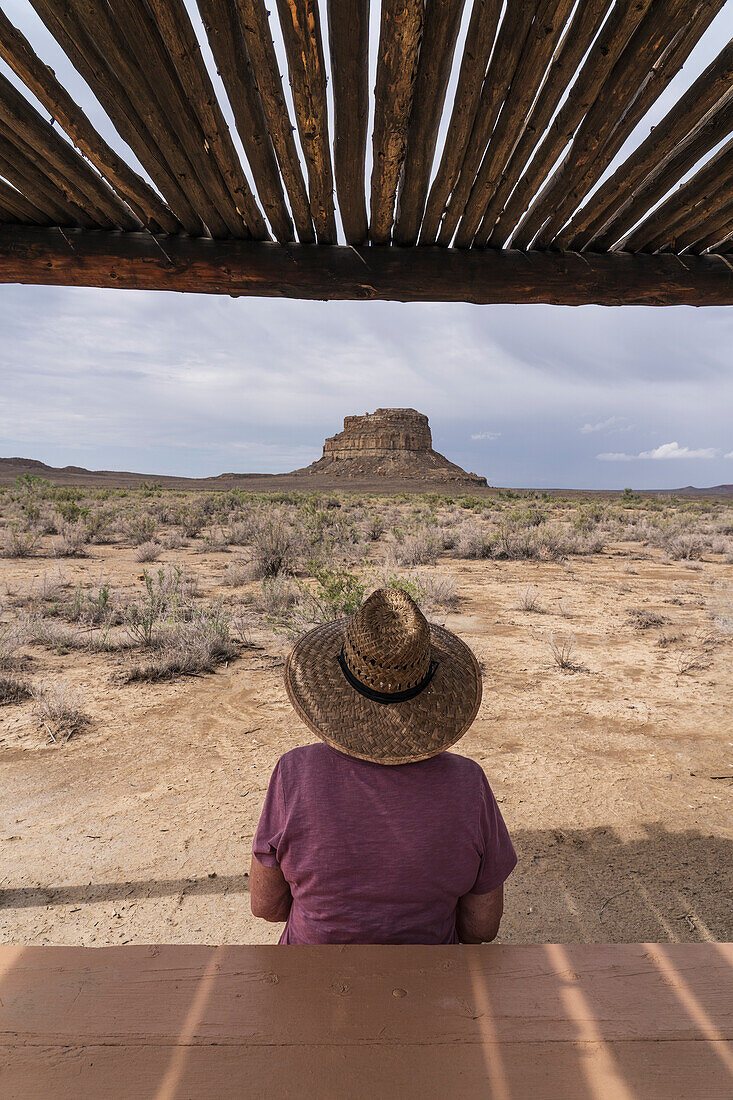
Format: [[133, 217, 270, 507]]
[[249, 854, 293, 922], [456, 884, 504, 943]]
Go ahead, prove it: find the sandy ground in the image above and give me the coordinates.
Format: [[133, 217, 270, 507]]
[[1, 543, 732, 947]]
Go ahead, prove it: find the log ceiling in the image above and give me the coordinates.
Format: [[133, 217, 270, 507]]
[[0, 0, 731, 304]]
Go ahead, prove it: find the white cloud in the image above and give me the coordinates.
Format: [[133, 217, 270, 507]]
[[471, 431, 501, 441], [726, 451, 733, 459], [597, 441, 719, 462], [580, 416, 633, 434]]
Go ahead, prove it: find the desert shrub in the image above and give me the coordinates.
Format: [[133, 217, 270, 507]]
[[62, 582, 119, 627], [53, 522, 89, 558], [32, 679, 90, 742], [627, 608, 669, 630], [254, 575, 299, 616], [134, 540, 161, 563], [83, 508, 117, 544], [1, 525, 39, 558], [365, 514, 385, 541], [221, 558, 255, 586], [163, 531, 188, 550], [177, 504, 206, 538], [0, 622, 27, 669], [453, 522, 494, 559], [123, 565, 196, 646], [122, 606, 238, 682], [0, 674, 31, 706], [122, 512, 158, 545], [514, 585, 545, 613], [388, 528, 441, 567], [666, 533, 707, 560], [297, 565, 367, 623], [229, 514, 260, 545], [546, 632, 581, 672], [250, 521, 296, 579]]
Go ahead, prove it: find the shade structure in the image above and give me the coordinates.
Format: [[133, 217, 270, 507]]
[[0, 1, 731, 304]]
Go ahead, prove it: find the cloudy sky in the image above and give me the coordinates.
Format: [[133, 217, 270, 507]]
[[1, 2, 732, 490]]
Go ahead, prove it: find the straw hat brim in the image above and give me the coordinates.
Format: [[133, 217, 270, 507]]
[[284, 617, 482, 765]]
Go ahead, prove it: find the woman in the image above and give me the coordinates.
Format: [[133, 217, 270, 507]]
[[250, 587, 516, 944]]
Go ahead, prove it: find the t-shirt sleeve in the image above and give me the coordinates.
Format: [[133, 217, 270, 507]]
[[470, 771, 518, 895], [252, 760, 287, 868]]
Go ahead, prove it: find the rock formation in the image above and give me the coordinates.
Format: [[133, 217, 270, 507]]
[[292, 409, 487, 484]]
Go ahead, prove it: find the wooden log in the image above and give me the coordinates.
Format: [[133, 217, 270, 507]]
[[621, 137, 733, 252], [108, 0, 259, 239], [564, 40, 733, 251], [196, 0, 294, 242], [0, 178, 52, 225], [142, 0, 268, 240], [0, 71, 137, 230], [326, 0, 369, 245], [234, 0, 315, 242], [0, 133, 96, 227], [393, 0, 466, 246], [456, 0, 576, 248], [419, 0, 502, 245], [52, 0, 237, 238], [504, 0, 656, 250], [370, 0, 424, 245], [274, 0, 336, 243], [479, 0, 612, 249], [0, 226, 731, 305], [585, 91, 733, 252], [436, 0, 538, 247], [529, 0, 724, 251], [30, 0, 206, 235], [0, 9, 179, 234], [684, 198, 733, 254]]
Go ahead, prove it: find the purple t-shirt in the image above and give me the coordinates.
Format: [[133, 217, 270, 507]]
[[252, 743, 517, 945]]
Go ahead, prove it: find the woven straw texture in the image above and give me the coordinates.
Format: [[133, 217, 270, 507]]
[[284, 588, 482, 765]]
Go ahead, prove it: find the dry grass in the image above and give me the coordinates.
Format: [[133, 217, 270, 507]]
[[134, 540, 161, 563], [31, 679, 90, 742], [0, 674, 31, 706], [514, 585, 545, 613]]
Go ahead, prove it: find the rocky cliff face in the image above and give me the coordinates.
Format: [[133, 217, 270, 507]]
[[323, 409, 432, 458], [292, 409, 487, 485]]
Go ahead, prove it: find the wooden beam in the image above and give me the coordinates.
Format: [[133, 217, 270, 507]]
[[530, 0, 724, 252], [621, 137, 733, 252], [479, 0, 612, 249], [326, 0, 370, 245], [197, 0, 294, 242], [30, 0, 206, 235], [561, 40, 733, 251], [419, 0, 502, 245], [684, 198, 733, 254], [456, 0, 576, 248], [505, 0, 656, 250], [1, 226, 731, 305], [370, 0, 424, 245], [393, 0, 466, 246], [108, 0, 259, 238], [0, 135, 94, 227], [234, 0, 315, 242], [275, 0, 336, 243], [0, 9, 179, 234], [142, 0, 268, 239], [0, 72, 137, 230], [436, 0, 538, 247], [0, 178, 52, 225]]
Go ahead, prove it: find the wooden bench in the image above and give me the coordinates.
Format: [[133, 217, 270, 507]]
[[1, 943, 731, 1098]]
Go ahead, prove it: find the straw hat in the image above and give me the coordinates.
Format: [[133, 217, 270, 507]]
[[284, 587, 482, 765]]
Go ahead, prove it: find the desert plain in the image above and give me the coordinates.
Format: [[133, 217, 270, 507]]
[[1, 477, 731, 947]]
